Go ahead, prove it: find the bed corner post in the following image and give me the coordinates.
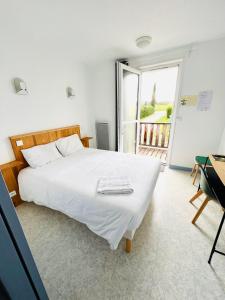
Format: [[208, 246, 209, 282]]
[[125, 239, 132, 253]]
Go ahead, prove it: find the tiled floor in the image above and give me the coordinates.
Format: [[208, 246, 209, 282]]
[[16, 168, 225, 299]]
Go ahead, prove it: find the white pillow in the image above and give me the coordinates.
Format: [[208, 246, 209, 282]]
[[56, 134, 83, 156], [22, 142, 62, 168]]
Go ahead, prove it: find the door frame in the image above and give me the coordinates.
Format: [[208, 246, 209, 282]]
[[138, 59, 183, 165], [116, 62, 141, 153], [0, 173, 48, 299]]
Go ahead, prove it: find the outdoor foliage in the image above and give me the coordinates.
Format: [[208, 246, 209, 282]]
[[155, 104, 173, 123], [155, 104, 169, 111], [166, 105, 173, 118], [150, 83, 156, 107], [140, 104, 155, 119]]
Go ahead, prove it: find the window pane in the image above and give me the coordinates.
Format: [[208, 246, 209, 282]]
[[122, 123, 137, 154], [123, 70, 139, 121]]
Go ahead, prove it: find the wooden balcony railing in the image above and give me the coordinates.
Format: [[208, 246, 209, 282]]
[[139, 122, 171, 148]]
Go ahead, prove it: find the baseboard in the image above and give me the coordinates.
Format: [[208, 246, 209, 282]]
[[169, 164, 192, 172]]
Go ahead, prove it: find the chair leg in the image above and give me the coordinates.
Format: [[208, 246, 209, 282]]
[[189, 189, 203, 203], [190, 163, 197, 177], [125, 239, 132, 253], [192, 196, 210, 224], [193, 164, 199, 185]]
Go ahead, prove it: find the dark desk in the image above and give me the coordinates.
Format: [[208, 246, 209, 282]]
[[209, 154, 225, 185], [205, 167, 225, 208], [204, 159, 225, 264]]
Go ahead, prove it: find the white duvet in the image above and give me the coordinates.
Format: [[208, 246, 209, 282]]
[[18, 148, 161, 249]]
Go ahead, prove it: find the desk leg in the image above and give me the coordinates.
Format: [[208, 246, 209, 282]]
[[208, 211, 225, 264]]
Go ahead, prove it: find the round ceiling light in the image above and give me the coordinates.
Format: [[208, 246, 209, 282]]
[[136, 36, 152, 48]]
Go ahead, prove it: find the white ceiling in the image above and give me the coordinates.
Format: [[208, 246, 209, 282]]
[[1, 0, 225, 63]]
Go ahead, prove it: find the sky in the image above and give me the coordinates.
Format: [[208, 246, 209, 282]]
[[141, 66, 178, 104]]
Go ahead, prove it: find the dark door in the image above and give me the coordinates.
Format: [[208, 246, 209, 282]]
[[0, 173, 48, 299]]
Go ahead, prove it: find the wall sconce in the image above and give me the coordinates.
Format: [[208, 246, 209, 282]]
[[67, 87, 75, 99], [13, 78, 28, 95]]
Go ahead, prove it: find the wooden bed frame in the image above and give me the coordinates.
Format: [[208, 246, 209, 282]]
[[0, 125, 132, 253], [10, 125, 81, 166], [0, 125, 89, 206]]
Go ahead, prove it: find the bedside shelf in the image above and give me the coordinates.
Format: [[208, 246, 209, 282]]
[[81, 136, 93, 148], [0, 160, 24, 206]]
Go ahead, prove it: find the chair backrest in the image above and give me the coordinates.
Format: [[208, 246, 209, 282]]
[[202, 165, 225, 210], [199, 165, 216, 199]]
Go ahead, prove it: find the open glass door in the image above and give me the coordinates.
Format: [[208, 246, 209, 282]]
[[116, 62, 141, 154]]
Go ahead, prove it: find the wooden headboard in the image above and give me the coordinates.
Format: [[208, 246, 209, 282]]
[[0, 125, 82, 207], [10, 125, 81, 165]]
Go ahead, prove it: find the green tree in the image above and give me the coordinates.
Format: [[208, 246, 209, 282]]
[[151, 83, 156, 107], [166, 105, 173, 118], [140, 104, 155, 119]]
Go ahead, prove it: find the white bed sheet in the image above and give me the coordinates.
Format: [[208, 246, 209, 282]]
[[18, 148, 161, 249]]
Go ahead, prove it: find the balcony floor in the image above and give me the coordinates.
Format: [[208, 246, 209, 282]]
[[137, 146, 168, 164]]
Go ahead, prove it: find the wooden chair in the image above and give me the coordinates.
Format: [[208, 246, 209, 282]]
[[190, 156, 212, 185], [190, 164, 225, 264], [189, 166, 216, 224]]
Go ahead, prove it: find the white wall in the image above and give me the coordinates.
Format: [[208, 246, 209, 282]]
[[90, 37, 225, 168], [218, 127, 225, 155], [88, 60, 116, 150], [0, 49, 91, 164], [169, 38, 225, 167]]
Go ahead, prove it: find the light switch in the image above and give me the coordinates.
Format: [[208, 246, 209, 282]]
[[16, 140, 23, 146]]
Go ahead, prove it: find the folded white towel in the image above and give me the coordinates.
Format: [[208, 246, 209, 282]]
[[97, 176, 134, 195]]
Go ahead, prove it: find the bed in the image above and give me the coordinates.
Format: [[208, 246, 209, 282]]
[[10, 125, 161, 252]]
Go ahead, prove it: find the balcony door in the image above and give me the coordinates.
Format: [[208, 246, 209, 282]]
[[116, 62, 141, 154]]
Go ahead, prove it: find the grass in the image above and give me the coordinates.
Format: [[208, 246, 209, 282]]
[[139, 103, 173, 123], [154, 104, 170, 111], [155, 115, 170, 123]]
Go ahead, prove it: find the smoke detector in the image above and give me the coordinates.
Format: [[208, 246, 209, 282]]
[[136, 36, 152, 48]]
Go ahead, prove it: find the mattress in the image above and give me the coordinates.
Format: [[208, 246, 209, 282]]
[[18, 148, 161, 249]]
